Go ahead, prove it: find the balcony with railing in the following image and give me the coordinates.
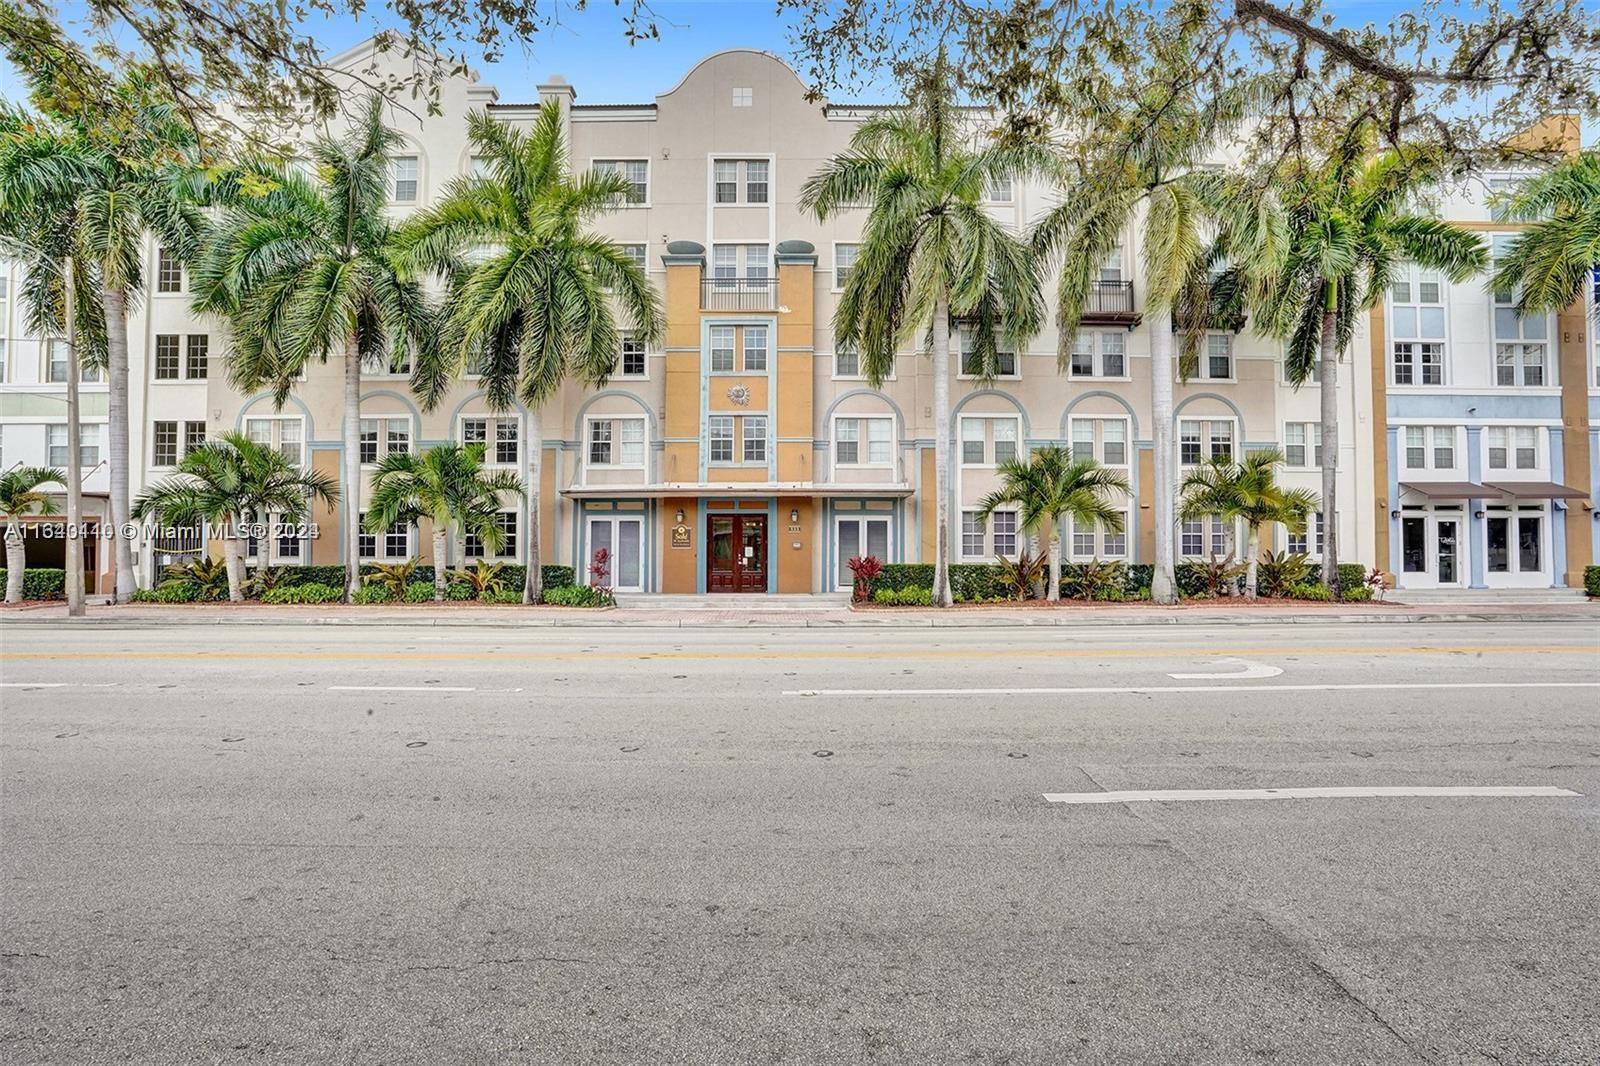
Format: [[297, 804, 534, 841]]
[[702, 276, 778, 311], [1080, 280, 1141, 327]]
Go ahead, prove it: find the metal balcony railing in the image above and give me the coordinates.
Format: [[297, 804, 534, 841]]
[[702, 276, 777, 311], [1083, 280, 1136, 316]]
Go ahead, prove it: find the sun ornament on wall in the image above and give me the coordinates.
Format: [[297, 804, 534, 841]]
[[727, 384, 751, 406]]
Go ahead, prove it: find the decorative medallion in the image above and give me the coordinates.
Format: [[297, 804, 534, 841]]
[[726, 384, 751, 406]]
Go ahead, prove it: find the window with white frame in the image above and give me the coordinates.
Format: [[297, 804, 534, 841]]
[[1069, 512, 1128, 559], [588, 417, 645, 467], [1390, 265, 1447, 385], [1491, 235, 1550, 387], [1486, 176, 1523, 223], [357, 513, 414, 561], [742, 415, 767, 463], [1070, 418, 1127, 466], [156, 247, 183, 292], [741, 326, 768, 372], [1284, 422, 1322, 467], [594, 159, 648, 204], [1403, 425, 1458, 470], [1069, 332, 1126, 378], [361, 348, 412, 376], [186, 335, 209, 379], [47, 423, 101, 467], [961, 509, 1018, 559], [732, 86, 753, 107], [712, 243, 769, 282], [746, 159, 769, 204], [46, 340, 100, 383], [617, 333, 646, 377], [835, 417, 893, 466], [984, 176, 1013, 202], [1180, 515, 1234, 558], [1099, 244, 1124, 283], [709, 325, 736, 372], [1486, 426, 1539, 470], [464, 512, 518, 559], [244, 417, 303, 466], [1286, 512, 1325, 556], [391, 156, 419, 203], [833, 243, 859, 289], [707, 415, 734, 463], [153, 334, 209, 380], [1184, 333, 1233, 380], [462, 416, 519, 465], [152, 420, 207, 466], [1179, 419, 1233, 465], [1485, 503, 1546, 574], [957, 327, 1018, 378], [834, 344, 860, 378], [712, 157, 769, 201], [358, 418, 410, 464], [960, 417, 1019, 465], [620, 243, 647, 273]]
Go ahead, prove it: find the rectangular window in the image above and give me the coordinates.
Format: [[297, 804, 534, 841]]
[[742, 416, 767, 463], [714, 159, 738, 203], [154, 335, 180, 379], [1180, 421, 1202, 465], [746, 159, 769, 204], [620, 244, 647, 273], [985, 176, 1014, 202], [153, 420, 178, 466], [359, 528, 376, 560], [1284, 422, 1321, 467], [185, 335, 209, 379], [245, 417, 302, 466], [741, 326, 768, 372], [1100, 333, 1125, 377], [595, 159, 648, 203], [836, 417, 892, 466], [48, 423, 100, 467], [993, 420, 1018, 464], [1180, 519, 1203, 556], [962, 419, 985, 465], [1209, 421, 1232, 460], [708, 415, 734, 463], [618, 334, 646, 377], [709, 325, 735, 372], [619, 419, 644, 466], [391, 156, 419, 203], [1205, 333, 1233, 379], [588, 420, 613, 465], [1487, 426, 1507, 469], [495, 420, 519, 465], [1287, 512, 1325, 557], [184, 420, 206, 457], [1405, 426, 1426, 469], [961, 512, 986, 558], [1071, 420, 1094, 462], [834, 243, 859, 288], [1102, 420, 1126, 466], [156, 248, 182, 292], [383, 525, 409, 560], [959, 329, 1018, 377], [991, 510, 1018, 556], [1432, 426, 1455, 469], [465, 512, 518, 560], [1514, 426, 1537, 469], [1390, 264, 1448, 385], [835, 345, 859, 377]]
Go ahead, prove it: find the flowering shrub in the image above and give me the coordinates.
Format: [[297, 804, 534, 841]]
[[846, 555, 883, 603]]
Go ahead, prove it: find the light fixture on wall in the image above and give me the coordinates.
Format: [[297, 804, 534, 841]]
[[1474, 509, 1486, 519], [789, 508, 800, 523], [675, 508, 685, 524]]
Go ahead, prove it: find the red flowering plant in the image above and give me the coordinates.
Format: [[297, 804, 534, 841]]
[[846, 555, 883, 603], [588, 547, 616, 605]]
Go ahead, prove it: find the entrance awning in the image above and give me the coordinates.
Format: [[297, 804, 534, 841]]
[[1398, 481, 1489, 498], [1480, 481, 1590, 500], [560, 482, 915, 499]]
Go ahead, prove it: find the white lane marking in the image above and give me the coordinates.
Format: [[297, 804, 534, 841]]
[[328, 685, 476, 693], [1168, 658, 1283, 680], [0, 682, 72, 688], [784, 681, 1600, 697], [1044, 785, 1583, 804]]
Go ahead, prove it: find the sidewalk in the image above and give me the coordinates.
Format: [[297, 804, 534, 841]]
[[3, 599, 1596, 628]]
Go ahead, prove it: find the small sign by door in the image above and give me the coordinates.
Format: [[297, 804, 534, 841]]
[[671, 523, 692, 549]]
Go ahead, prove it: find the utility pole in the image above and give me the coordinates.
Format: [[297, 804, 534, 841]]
[[64, 256, 85, 617]]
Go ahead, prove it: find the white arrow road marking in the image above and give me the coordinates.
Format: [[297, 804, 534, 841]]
[[1044, 785, 1583, 804], [1167, 658, 1283, 680]]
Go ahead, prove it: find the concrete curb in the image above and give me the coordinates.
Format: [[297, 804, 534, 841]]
[[3, 608, 1596, 629]]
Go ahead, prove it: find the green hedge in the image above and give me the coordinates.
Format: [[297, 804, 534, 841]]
[[0, 568, 66, 600], [1584, 566, 1599, 598], [248, 563, 576, 591], [875, 559, 1372, 603], [262, 583, 342, 605]]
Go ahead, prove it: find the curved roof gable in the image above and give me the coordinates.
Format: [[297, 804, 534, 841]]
[[657, 48, 812, 101]]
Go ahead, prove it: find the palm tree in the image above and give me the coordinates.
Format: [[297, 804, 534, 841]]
[[1488, 150, 1599, 316], [800, 53, 1045, 607], [191, 94, 433, 603], [1179, 449, 1320, 600], [365, 443, 526, 602], [0, 63, 207, 603], [1032, 75, 1277, 606], [975, 446, 1130, 602], [393, 101, 662, 604], [133, 432, 340, 602], [1257, 141, 1486, 589], [1, 467, 66, 603]]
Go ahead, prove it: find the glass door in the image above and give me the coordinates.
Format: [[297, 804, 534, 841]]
[[1435, 519, 1459, 585], [836, 517, 890, 587], [706, 515, 768, 593], [587, 516, 644, 591]]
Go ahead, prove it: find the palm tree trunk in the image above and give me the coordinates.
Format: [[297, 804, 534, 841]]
[[1149, 310, 1178, 604], [524, 408, 544, 605], [64, 257, 85, 617], [432, 526, 448, 602], [1318, 287, 1339, 591], [342, 334, 362, 603], [102, 285, 136, 602], [1046, 525, 1061, 602], [931, 294, 953, 608], [5, 519, 25, 603], [1244, 524, 1260, 600], [224, 533, 245, 603]]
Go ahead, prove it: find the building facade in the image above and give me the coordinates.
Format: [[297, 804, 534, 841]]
[[0, 46, 1592, 594]]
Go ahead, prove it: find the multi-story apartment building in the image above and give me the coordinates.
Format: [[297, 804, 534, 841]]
[[0, 44, 1590, 594]]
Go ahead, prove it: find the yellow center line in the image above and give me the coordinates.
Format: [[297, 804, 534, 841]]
[[1, 644, 1595, 663]]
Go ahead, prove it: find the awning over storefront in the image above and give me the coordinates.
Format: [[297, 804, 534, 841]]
[[1480, 481, 1590, 500], [560, 482, 916, 499], [1397, 481, 1488, 498]]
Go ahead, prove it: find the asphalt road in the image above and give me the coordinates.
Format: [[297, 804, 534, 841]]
[[2, 620, 1598, 1064]]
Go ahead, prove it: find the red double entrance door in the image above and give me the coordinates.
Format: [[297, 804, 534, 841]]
[[707, 515, 768, 593]]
